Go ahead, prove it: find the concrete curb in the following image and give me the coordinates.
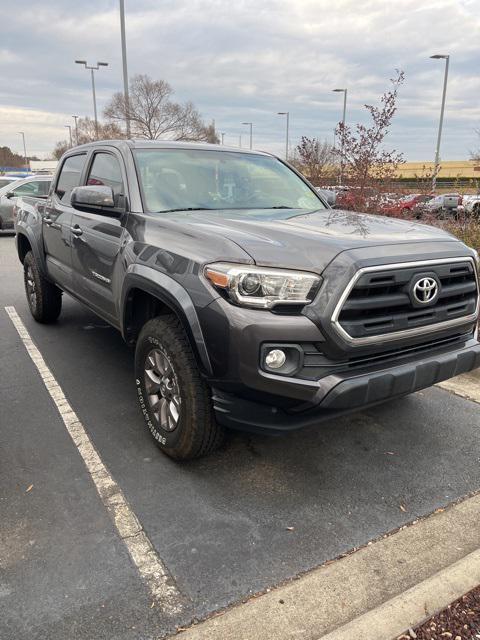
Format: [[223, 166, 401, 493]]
[[438, 369, 480, 404], [173, 492, 480, 640], [318, 548, 480, 640]]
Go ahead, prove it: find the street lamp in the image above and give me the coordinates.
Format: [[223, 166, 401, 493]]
[[221, 132, 225, 145], [119, 0, 131, 137], [65, 125, 73, 147], [430, 54, 450, 193], [18, 132, 27, 171], [333, 88, 347, 185], [75, 60, 109, 139], [242, 122, 253, 150], [277, 112, 290, 160], [72, 115, 79, 145]]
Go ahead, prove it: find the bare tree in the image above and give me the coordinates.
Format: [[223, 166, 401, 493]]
[[411, 164, 437, 195], [52, 118, 126, 159], [0, 146, 26, 168], [294, 137, 335, 185], [104, 74, 214, 142], [335, 70, 405, 201], [470, 129, 480, 161]]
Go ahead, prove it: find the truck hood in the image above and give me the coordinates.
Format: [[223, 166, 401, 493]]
[[171, 207, 458, 272]]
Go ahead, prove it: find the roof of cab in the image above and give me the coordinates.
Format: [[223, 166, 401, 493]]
[[68, 139, 273, 157]]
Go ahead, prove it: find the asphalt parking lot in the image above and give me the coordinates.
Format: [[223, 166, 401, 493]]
[[1, 234, 480, 640]]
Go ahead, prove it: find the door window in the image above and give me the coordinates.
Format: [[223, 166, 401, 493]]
[[13, 180, 51, 197], [87, 153, 125, 206], [55, 154, 86, 204]]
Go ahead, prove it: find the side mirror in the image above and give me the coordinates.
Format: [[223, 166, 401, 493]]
[[5, 191, 15, 199], [71, 185, 119, 214]]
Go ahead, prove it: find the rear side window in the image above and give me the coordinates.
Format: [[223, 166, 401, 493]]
[[55, 154, 86, 204], [87, 153, 125, 206]]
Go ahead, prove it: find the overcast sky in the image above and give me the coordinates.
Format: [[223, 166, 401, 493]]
[[0, 0, 479, 160]]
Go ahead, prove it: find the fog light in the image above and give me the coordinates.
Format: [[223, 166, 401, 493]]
[[265, 349, 286, 369]]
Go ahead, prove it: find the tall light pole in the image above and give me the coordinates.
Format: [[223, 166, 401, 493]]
[[239, 134, 242, 148], [277, 112, 290, 160], [242, 122, 253, 149], [119, 0, 131, 138], [430, 54, 450, 193], [65, 125, 73, 147], [221, 132, 225, 145], [75, 60, 109, 139], [72, 115, 80, 145], [18, 132, 27, 171], [333, 88, 347, 185]]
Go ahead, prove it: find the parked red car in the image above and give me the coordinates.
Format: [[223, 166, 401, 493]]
[[380, 193, 433, 216]]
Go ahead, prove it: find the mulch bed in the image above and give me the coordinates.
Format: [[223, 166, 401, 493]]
[[397, 585, 480, 639]]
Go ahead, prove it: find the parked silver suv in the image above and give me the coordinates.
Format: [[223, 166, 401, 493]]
[[0, 175, 52, 231]]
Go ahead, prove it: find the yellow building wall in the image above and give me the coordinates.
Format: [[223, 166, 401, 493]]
[[395, 160, 480, 179]]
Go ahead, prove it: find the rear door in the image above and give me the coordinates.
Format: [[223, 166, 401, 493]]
[[71, 149, 128, 324], [43, 153, 87, 291]]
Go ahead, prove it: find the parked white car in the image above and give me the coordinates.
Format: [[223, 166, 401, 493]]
[[462, 194, 480, 217], [423, 193, 461, 214]]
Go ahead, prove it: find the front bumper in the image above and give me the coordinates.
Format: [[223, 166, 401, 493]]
[[212, 337, 480, 433]]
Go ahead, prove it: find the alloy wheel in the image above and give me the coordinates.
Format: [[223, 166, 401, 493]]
[[144, 348, 181, 432], [26, 266, 37, 309]]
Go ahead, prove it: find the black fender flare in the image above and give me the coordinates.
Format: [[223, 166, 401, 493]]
[[16, 226, 48, 276], [120, 264, 213, 375]]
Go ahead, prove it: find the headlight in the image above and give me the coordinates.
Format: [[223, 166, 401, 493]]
[[204, 262, 321, 309]]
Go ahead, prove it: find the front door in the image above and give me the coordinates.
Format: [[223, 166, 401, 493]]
[[71, 150, 128, 324], [43, 153, 87, 291]]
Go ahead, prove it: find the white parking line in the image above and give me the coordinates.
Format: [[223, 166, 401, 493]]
[[5, 306, 183, 614]]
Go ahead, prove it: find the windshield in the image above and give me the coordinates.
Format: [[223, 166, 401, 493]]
[[134, 148, 325, 213]]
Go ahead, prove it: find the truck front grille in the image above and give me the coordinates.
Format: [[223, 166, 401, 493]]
[[334, 258, 478, 343]]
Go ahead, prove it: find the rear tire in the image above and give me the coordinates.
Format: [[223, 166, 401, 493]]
[[134, 315, 224, 460], [23, 251, 62, 323]]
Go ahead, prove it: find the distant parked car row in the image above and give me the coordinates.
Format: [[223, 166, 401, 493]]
[[312, 184, 475, 219]]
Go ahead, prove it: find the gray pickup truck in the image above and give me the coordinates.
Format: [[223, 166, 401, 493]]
[[14, 140, 480, 459]]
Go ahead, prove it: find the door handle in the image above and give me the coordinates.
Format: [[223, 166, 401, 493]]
[[43, 215, 53, 225], [71, 225, 83, 237]]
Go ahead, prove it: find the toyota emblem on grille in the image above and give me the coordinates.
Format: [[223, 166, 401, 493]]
[[412, 277, 438, 304]]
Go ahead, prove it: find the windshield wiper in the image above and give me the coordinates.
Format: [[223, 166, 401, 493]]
[[157, 207, 213, 213], [253, 206, 301, 209]]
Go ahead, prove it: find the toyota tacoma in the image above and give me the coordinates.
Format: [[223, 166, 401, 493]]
[[14, 141, 480, 459]]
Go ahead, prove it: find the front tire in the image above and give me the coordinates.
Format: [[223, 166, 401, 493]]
[[134, 316, 224, 460], [23, 251, 62, 323]]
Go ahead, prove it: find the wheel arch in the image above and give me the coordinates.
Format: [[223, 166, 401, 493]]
[[121, 265, 213, 376], [16, 232, 33, 263], [16, 227, 48, 275]]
